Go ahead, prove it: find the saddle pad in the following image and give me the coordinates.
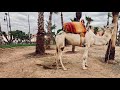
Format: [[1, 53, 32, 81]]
[[63, 22, 86, 34]]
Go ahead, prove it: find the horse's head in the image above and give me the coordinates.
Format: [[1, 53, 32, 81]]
[[87, 25, 94, 31], [103, 24, 115, 41], [104, 24, 114, 35]]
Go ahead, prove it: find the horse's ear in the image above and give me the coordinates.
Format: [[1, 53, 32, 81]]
[[108, 24, 115, 29], [110, 24, 115, 29]]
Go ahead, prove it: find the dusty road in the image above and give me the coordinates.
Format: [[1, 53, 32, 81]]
[[0, 45, 120, 78]]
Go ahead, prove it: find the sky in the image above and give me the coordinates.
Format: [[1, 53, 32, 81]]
[[0, 12, 120, 35]]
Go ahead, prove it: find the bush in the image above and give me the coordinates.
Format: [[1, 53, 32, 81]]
[[0, 43, 36, 48]]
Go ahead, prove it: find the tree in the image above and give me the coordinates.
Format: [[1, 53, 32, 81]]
[[106, 12, 120, 26], [9, 30, 29, 43], [57, 29, 63, 34], [2, 31, 9, 43], [61, 12, 64, 29], [47, 12, 58, 49], [105, 12, 119, 63], [70, 19, 74, 22], [4, 12, 12, 44], [72, 12, 82, 52], [45, 21, 56, 31], [107, 12, 112, 26], [107, 12, 120, 45], [94, 27, 99, 34], [36, 12, 45, 55], [117, 30, 120, 46], [0, 24, 4, 45], [45, 22, 56, 46], [85, 16, 94, 27]]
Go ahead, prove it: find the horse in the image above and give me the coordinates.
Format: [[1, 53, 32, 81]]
[[55, 24, 114, 70]]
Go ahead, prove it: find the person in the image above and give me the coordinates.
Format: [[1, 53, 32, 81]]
[[74, 12, 82, 22]]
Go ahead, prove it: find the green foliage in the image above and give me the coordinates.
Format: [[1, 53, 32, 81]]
[[85, 16, 93, 22], [94, 27, 99, 34], [70, 19, 75, 22], [9, 30, 30, 41], [57, 29, 63, 34], [51, 24, 56, 31], [0, 43, 35, 48], [108, 12, 112, 17], [45, 20, 56, 31], [2, 31, 7, 36]]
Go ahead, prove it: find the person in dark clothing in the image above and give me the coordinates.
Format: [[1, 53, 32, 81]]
[[74, 12, 82, 22]]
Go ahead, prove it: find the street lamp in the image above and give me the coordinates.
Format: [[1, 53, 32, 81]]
[[4, 12, 12, 43], [28, 14, 31, 43], [8, 12, 12, 33], [4, 13, 9, 33]]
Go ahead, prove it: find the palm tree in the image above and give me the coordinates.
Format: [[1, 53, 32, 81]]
[[0, 23, 1, 34], [94, 27, 99, 34], [72, 12, 82, 52], [107, 12, 112, 26], [105, 12, 119, 63], [36, 12, 45, 55], [107, 12, 120, 26], [0, 23, 3, 45], [117, 30, 120, 46], [61, 12, 63, 29], [47, 12, 58, 49], [45, 21, 56, 46], [85, 16, 94, 27], [106, 12, 120, 45]]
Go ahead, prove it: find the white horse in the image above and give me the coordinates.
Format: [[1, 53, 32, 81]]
[[55, 24, 114, 70]]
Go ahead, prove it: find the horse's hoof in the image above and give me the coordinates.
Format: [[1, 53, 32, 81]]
[[85, 65, 88, 67], [83, 67, 87, 70], [63, 68, 67, 71]]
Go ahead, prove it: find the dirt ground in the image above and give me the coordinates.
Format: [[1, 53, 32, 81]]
[[0, 45, 120, 78]]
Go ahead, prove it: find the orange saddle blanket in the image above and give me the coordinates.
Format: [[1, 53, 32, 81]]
[[63, 22, 86, 36]]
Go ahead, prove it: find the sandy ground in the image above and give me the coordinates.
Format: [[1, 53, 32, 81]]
[[0, 45, 120, 78]]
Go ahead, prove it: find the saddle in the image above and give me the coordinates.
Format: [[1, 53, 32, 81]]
[[63, 22, 86, 46]]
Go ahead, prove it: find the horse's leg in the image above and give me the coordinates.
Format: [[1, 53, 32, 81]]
[[82, 44, 90, 69], [82, 47, 88, 69], [59, 47, 67, 71], [72, 45, 75, 52], [55, 47, 59, 69]]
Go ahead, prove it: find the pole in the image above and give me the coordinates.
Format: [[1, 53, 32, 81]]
[[0, 23, 1, 32], [28, 15, 31, 43], [4, 14, 9, 33], [8, 12, 11, 32], [8, 12, 12, 43], [6, 15, 9, 33]]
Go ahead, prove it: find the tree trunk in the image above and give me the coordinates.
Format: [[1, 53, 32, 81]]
[[61, 12, 63, 29], [105, 12, 119, 62], [117, 31, 120, 46], [107, 13, 110, 26], [86, 21, 91, 28], [36, 12, 45, 55], [72, 12, 82, 52], [46, 12, 52, 49], [0, 24, 3, 45]]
